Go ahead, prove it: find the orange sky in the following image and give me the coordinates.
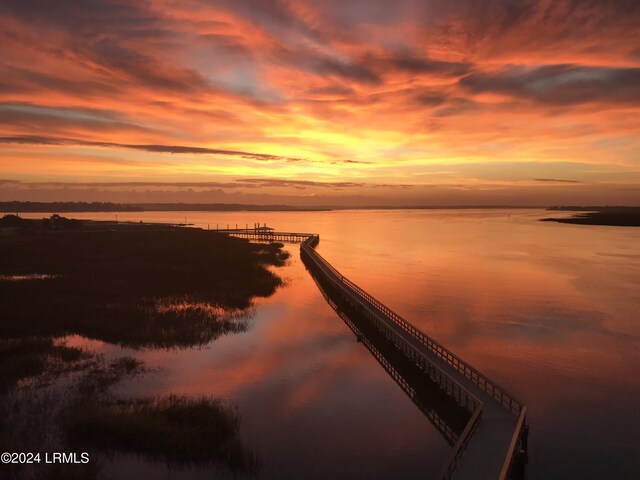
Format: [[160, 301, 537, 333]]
[[1, 0, 639, 206]]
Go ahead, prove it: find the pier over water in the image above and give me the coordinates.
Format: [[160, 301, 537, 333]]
[[222, 228, 529, 480]]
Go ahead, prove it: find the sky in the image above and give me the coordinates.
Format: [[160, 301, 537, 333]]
[[1, 0, 639, 206]]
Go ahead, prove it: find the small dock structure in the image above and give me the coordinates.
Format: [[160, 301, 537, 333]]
[[217, 223, 314, 243]]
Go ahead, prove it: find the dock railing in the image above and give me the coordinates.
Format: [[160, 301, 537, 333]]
[[304, 242, 482, 413], [439, 406, 483, 480], [302, 236, 524, 415], [498, 407, 528, 480]]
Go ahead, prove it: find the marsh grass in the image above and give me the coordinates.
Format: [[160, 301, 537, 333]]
[[64, 395, 260, 471], [0, 353, 146, 480], [1, 353, 260, 477], [0, 337, 90, 393], [0, 218, 271, 477], [0, 218, 288, 348]]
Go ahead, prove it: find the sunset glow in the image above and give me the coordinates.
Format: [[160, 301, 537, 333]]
[[1, 0, 639, 205]]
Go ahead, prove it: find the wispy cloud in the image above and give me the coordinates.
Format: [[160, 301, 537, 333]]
[[533, 178, 582, 184], [0, 135, 307, 162], [0, 178, 415, 191], [460, 65, 640, 106]]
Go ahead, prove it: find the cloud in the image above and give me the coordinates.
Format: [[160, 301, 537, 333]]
[[314, 57, 381, 85], [413, 92, 448, 107], [0, 0, 172, 41], [0, 135, 310, 163], [421, 0, 640, 62], [88, 38, 211, 93], [2, 179, 243, 189], [459, 65, 640, 106], [239, 178, 364, 189], [1, 178, 415, 191], [0, 135, 379, 165], [533, 178, 582, 184], [211, 0, 326, 42], [367, 52, 470, 77], [0, 179, 21, 186], [1, 0, 639, 206], [304, 85, 356, 97], [0, 66, 120, 97], [0, 103, 151, 135], [273, 46, 382, 86], [198, 33, 253, 58]]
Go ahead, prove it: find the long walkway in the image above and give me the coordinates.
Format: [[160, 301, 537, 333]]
[[222, 228, 528, 479], [299, 234, 528, 480]]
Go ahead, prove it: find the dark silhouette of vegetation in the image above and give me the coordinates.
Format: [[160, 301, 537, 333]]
[[0, 214, 23, 227], [1, 348, 260, 477], [0, 352, 146, 480], [541, 207, 640, 226], [0, 337, 88, 393], [64, 395, 260, 471], [0, 343, 259, 479], [0, 214, 82, 230], [0, 217, 289, 348], [0, 201, 315, 212], [0, 201, 143, 212], [0, 217, 273, 478]]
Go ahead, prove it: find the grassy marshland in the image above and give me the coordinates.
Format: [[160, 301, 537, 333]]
[[0, 337, 88, 393], [64, 395, 260, 471], [0, 215, 286, 477], [0, 215, 289, 348]]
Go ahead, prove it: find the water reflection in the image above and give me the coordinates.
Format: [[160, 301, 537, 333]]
[[18, 209, 640, 479], [305, 263, 470, 446], [108, 251, 451, 479]]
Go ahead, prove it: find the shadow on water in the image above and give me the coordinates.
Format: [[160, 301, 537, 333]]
[[301, 252, 471, 447]]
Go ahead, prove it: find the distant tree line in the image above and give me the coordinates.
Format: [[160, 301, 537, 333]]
[[0, 201, 311, 212], [0, 201, 143, 212]]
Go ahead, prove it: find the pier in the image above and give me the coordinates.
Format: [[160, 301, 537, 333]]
[[216, 226, 315, 243], [221, 228, 529, 480]]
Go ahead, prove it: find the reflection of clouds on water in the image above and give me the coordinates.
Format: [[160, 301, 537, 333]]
[[488, 307, 639, 342]]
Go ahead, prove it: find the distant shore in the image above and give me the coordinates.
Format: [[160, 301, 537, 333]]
[[0, 201, 323, 213], [540, 207, 640, 227], [1, 200, 553, 213]]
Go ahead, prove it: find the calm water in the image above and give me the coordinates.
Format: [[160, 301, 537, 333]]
[[22, 209, 640, 479]]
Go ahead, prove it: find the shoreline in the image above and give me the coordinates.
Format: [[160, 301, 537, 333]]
[[540, 207, 640, 227]]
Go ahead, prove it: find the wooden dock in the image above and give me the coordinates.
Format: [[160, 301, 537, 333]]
[[220, 228, 528, 479], [217, 227, 314, 243]]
